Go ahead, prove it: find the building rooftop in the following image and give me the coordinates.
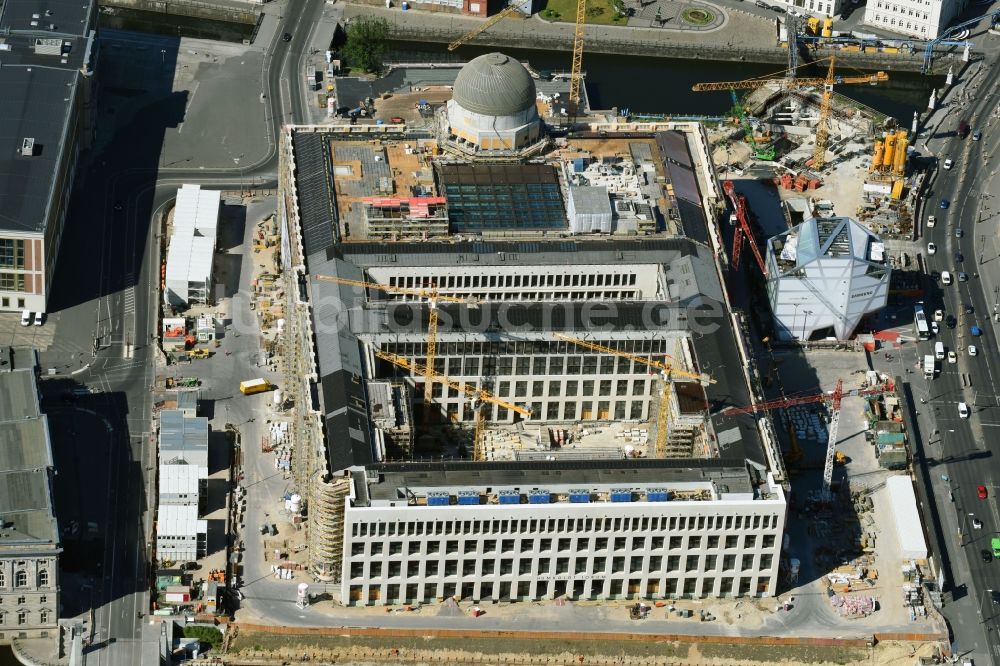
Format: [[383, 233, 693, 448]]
[[355, 458, 774, 507], [0, 368, 59, 548], [157, 504, 206, 537], [160, 464, 202, 495], [0, 0, 95, 234], [451, 52, 537, 117], [159, 410, 209, 471]]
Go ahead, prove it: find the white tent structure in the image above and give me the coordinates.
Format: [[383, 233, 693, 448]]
[[766, 216, 890, 340], [165, 184, 221, 308], [885, 475, 928, 561]]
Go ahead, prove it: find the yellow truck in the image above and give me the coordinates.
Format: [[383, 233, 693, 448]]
[[188, 348, 211, 359], [240, 378, 275, 395]]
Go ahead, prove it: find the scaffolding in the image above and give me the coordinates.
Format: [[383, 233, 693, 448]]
[[308, 472, 351, 583]]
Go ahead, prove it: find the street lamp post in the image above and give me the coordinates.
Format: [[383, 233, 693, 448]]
[[233, 154, 245, 197], [801, 309, 813, 342]]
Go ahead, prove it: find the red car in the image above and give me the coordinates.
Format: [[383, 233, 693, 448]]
[[979, 485, 989, 499]]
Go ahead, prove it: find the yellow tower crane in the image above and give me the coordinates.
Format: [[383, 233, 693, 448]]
[[554, 334, 714, 458], [447, 0, 534, 50], [374, 350, 532, 461], [314, 275, 477, 420], [447, 0, 588, 113], [692, 56, 887, 170]]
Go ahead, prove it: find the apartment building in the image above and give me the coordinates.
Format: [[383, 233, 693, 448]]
[[0, 0, 98, 313], [862, 0, 963, 37], [342, 460, 786, 605], [0, 364, 61, 643]]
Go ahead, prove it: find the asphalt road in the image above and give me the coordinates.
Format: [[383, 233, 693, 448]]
[[27, 0, 331, 662], [903, 42, 1000, 665]]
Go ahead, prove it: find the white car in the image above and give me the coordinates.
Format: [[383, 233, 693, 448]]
[[959, 401, 971, 419], [944, 158, 954, 170], [973, 516, 984, 529], [969, 345, 978, 356], [942, 271, 953, 285], [34, 312, 44, 326], [931, 321, 940, 335], [934, 309, 944, 322], [948, 350, 957, 364], [927, 242, 937, 255], [927, 215, 936, 227]]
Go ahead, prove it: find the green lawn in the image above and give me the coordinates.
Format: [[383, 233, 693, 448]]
[[539, 0, 629, 26]]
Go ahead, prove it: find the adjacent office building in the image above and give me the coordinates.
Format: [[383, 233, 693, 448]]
[[0, 0, 99, 313], [0, 363, 61, 643], [862, 0, 964, 37]]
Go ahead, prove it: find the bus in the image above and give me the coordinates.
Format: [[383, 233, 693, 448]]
[[914, 304, 930, 340]]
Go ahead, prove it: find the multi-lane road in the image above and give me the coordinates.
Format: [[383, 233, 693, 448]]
[[902, 41, 1000, 665], [35, 0, 332, 663]]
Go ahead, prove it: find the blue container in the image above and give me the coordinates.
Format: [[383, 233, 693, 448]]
[[528, 492, 550, 504], [610, 491, 633, 503], [647, 491, 670, 502], [427, 493, 450, 506], [569, 492, 591, 503], [457, 494, 481, 505], [499, 492, 521, 505]]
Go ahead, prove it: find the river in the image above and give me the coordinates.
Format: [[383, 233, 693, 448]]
[[388, 40, 942, 121]]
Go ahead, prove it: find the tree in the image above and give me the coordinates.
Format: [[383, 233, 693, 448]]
[[343, 16, 390, 74]]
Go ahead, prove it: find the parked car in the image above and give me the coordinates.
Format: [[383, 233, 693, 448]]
[[34, 312, 44, 326], [934, 309, 944, 322], [948, 350, 957, 364], [20, 310, 31, 326], [930, 321, 940, 335]]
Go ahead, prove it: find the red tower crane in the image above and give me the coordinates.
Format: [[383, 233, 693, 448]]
[[724, 378, 895, 497], [722, 180, 768, 277]]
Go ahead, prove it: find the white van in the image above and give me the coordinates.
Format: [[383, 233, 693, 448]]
[[935, 341, 945, 359], [20, 310, 31, 326]]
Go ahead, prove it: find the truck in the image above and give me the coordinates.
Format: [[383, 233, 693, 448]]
[[958, 119, 970, 139], [923, 354, 935, 378], [240, 378, 275, 395], [993, 537, 1000, 558]]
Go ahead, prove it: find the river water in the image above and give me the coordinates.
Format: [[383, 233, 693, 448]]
[[388, 40, 942, 121]]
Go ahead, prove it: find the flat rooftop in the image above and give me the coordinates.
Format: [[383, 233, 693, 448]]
[[0, 0, 96, 234], [357, 458, 766, 507], [0, 368, 59, 547], [291, 130, 700, 258]]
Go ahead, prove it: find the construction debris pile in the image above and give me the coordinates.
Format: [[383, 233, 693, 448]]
[[830, 593, 878, 618]]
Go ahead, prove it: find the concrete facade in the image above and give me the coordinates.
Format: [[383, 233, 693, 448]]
[[341, 463, 786, 605], [0, 366, 60, 644], [862, 0, 964, 37]]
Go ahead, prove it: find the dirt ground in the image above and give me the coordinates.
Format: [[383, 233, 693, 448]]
[[227, 628, 943, 665]]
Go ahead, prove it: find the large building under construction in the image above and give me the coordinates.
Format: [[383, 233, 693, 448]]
[[283, 54, 788, 605]]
